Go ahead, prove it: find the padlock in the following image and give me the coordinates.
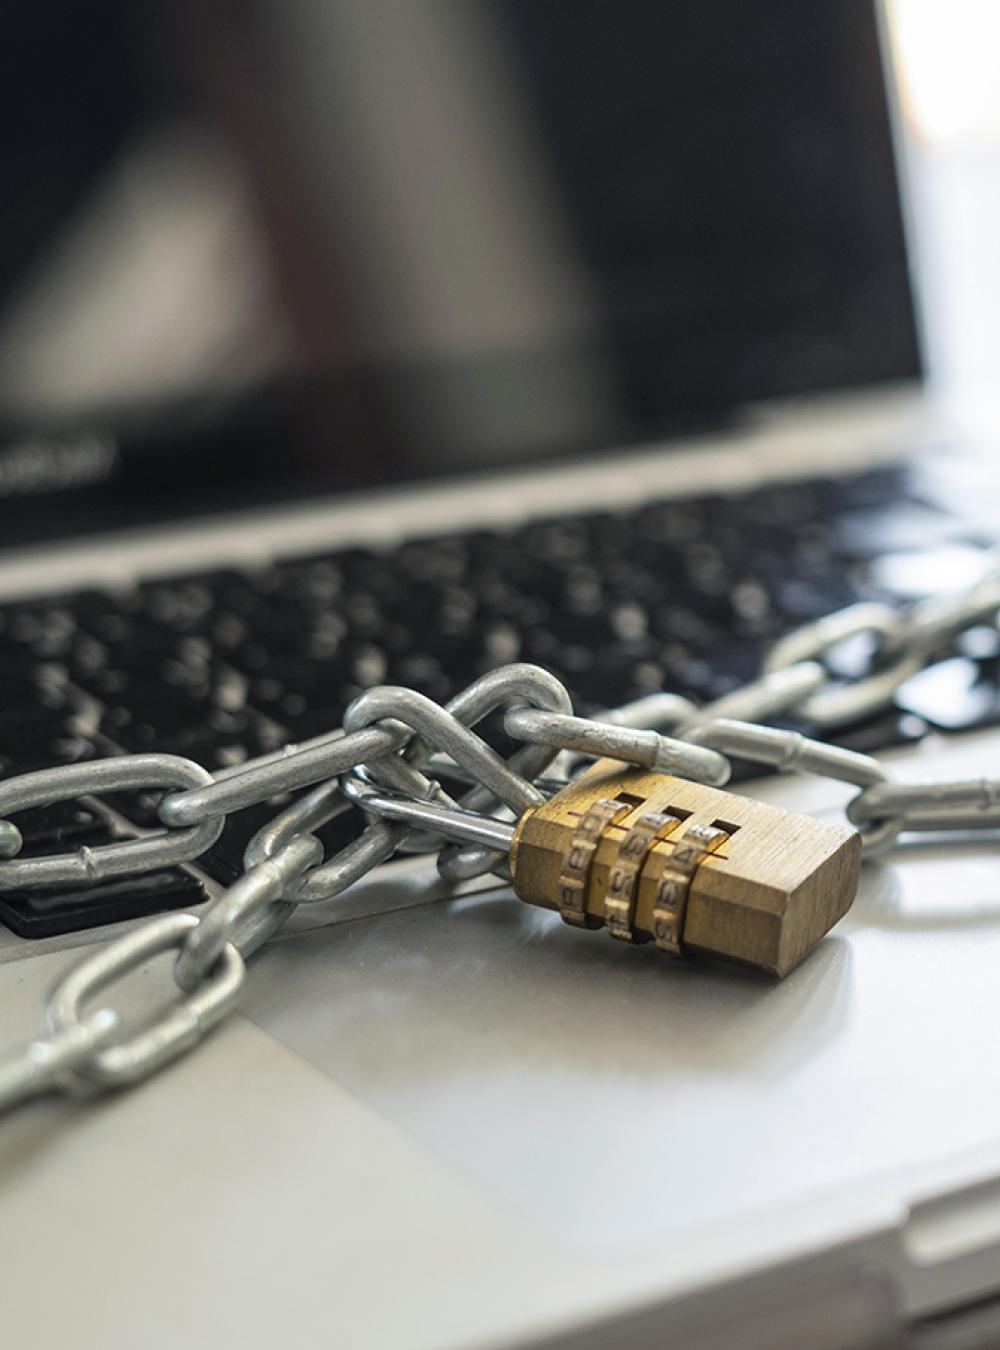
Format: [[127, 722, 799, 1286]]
[[509, 759, 861, 976], [349, 758, 862, 977]]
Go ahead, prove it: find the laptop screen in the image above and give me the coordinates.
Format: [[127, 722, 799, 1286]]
[[0, 0, 919, 546]]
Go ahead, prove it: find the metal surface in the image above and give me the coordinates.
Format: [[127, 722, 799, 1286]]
[[502, 708, 731, 784], [341, 777, 517, 853], [3, 561, 1000, 1113], [157, 725, 409, 828]]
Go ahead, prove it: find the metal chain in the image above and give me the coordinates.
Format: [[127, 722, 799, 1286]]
[[2, 568, 1000, 1117]]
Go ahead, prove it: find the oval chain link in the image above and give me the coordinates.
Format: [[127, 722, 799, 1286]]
[[0, 756, 224, 888], [44, 913, 246, 1088]]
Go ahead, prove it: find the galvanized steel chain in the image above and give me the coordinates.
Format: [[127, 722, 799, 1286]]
[[3, 569, 1000, 1116]]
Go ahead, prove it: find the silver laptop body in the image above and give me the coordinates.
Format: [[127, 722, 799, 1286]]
[[3, 4, 1000, 1347]]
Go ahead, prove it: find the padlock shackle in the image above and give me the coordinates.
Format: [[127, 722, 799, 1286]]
[[341, 775, 516, 851]]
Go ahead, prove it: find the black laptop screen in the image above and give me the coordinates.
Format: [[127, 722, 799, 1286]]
[[0, 0, 919, 544]]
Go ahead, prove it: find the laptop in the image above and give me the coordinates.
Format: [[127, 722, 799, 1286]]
[[3, 2, 1000, 1346]]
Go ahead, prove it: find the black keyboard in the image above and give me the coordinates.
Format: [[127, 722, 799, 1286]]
[[1, 467, 995, 937]]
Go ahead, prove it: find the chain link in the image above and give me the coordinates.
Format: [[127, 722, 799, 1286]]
[[502, 708, 732, 784], [0, 756, 224, 888], [45, 913, 246, 1088], [2, 566, 1000, 1115], [846, 778, 1000, 836], [173, 834, 323, 992], [685, 718, 902, 854], [0, 1009, 119, 1113]]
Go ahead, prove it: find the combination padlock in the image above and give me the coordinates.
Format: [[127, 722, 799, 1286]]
[[509, 758, 860, 976], [355, 758, 861, 977]]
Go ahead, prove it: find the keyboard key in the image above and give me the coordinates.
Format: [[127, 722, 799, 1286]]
[[0, 705, 81, 760], [0, 867, 206, 939], [10, 804, 109, 852]]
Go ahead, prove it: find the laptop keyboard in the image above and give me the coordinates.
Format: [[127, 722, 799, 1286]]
[[0, 466, 994, 937]]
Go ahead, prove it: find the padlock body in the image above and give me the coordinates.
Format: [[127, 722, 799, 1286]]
[[510, 760, 861, 976]]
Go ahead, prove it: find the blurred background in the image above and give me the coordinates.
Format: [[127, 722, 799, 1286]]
[[0, 0, 939, 545], [887, 0, 1000, 439]]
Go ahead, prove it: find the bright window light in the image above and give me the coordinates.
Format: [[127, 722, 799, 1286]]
[[888, 0, 1000, 147]]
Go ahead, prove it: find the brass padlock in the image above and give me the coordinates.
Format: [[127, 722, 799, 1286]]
[[509, 759, 861, 976]]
